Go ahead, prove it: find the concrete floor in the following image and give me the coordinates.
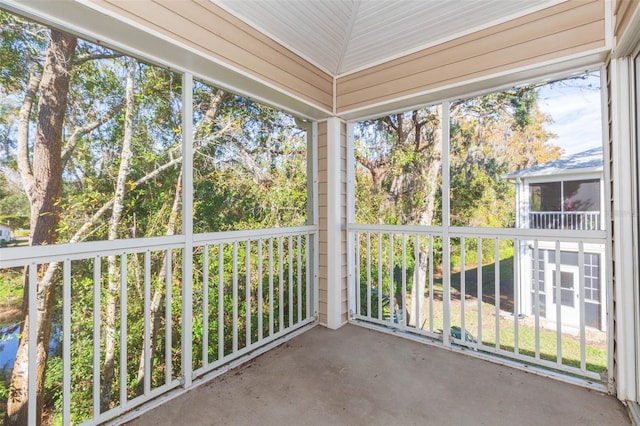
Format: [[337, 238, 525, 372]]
[[128, 324, 630, 426]]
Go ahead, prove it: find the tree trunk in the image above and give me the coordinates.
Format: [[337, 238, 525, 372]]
[[102, 59, 136, 413], [135, 170, 182, 396], [7, 30, 77, 426], [409, 106, 443, 328]]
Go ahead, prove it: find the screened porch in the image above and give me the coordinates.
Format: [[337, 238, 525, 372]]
[[1, 0, 640, 425]]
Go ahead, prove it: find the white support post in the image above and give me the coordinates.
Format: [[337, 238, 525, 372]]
[[326, 117, 345, 329], [313, 122, 320, 319], [346, 122, 356, 319], [609, 57, 638, 402], [442, 102, 451, 347], [181, 73, 194, 388]]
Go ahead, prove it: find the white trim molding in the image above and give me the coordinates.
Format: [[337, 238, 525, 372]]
[[609, 57, 638, 402]]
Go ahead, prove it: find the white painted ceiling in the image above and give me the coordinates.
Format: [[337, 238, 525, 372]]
[[213, 0, 562, 76]]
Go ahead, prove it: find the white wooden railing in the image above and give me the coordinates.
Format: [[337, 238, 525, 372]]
[[348, 224, 608, 386], [528, 211, 601, 230], [0, 226, 317, 425]]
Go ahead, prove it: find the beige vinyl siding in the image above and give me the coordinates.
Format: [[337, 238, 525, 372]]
[[340, 121, 348, 324], [336, 0, 606, 114], [615, 0, 640, 40], [318, 121, 328, 325], [89, 0, 333, 112], [317, 121, 349, 326]]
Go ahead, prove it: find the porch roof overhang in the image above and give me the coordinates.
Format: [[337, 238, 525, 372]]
[[0, 0, 612, 122], [506, 146, 604, 180]]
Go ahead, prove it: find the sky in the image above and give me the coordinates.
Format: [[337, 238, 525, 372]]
[[535, 72, 603, 155]]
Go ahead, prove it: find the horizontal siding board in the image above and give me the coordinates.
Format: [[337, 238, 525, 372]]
[[615, 0, 640, 36], [338, 1, 603, 95], [98, 0, 332, 110], [165, 0, 332, 91], [193, 0, 333, 83], [318, 125, 328, 323], [351, 39, 604, 110], [337, 0, 605, 113], [339, 0, 598, 86], [338, 21, 605, 111], [153, 1, 332, 107]]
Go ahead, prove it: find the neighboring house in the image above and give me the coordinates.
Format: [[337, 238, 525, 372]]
[[507, 147, 606, 331], [0, 223, 12, 243]]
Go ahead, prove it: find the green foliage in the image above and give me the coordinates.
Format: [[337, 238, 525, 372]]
[[0, 269, 22, 326], [355, 85, 560, 230], [0, 10, 312, 424]]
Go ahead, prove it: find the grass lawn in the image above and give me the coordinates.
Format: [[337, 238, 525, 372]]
[[404, 255, 608, 377], [407, 296, 607, 375]]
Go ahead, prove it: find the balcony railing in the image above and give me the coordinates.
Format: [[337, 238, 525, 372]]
[[0, 226, 317, 425], [348, 224, 608, 385], [528, 211, 601, 230]]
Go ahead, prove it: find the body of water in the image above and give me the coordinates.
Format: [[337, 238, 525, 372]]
[[0, 323, 62, 374]]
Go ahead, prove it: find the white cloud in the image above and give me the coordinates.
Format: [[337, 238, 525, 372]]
[[536, 74, 603, 155]]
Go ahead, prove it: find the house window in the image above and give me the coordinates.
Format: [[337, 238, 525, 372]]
[[530, 182, 561, 211], [552, 270, 576, 307], [531, 249, 546, 318], [529, 179, 601, 230], [584, 253, 601, 329], [564, 179, 600, 212]]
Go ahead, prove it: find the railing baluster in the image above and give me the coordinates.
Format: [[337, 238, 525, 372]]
[[579, 242, 586, 371], [428, 235, 433, 333], [494, 238, 500, 350], [93, 256, 101, 415], [555, 240, 562, 365], [355, 232, 361, 317], [378, 233, 383, 321], [389, 233, 395, 323], [144, 250, 151, 395], [27, 262, 37, 423], [297, 234, 302, 324], [533, 241, 540, 360], [218, 243, 224, 361], [269, 238, 274, 336], [232, 241, 238, 353], [246, 240, 252, 347], [258, 238, 263, 341], [414, 234, 420, 330], [513, 238, 519, 355], [288, 235, 293, 328], [402, 234, 407, 327], [306, 234, 311, 320], [366, 232, 371, 318], [165, 250, 172, 383], [461, 237, 466, 343], [279, 237, 284, 332], [203, 245, 209, 366], [63, 259, 72, 424], [120, 254, 129, 404], [477, 237, 482, 348]]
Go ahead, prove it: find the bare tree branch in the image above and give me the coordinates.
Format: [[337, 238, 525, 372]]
[[74, 52, 123, 66], [16, 64, 41, 201], [62, 100, 125, 168]]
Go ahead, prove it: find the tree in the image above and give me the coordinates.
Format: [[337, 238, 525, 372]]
[[354, 87, 560, 327], [1, 12, 311, 422], [7, 29, 77, 426], [101, 58, 136, 412]]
